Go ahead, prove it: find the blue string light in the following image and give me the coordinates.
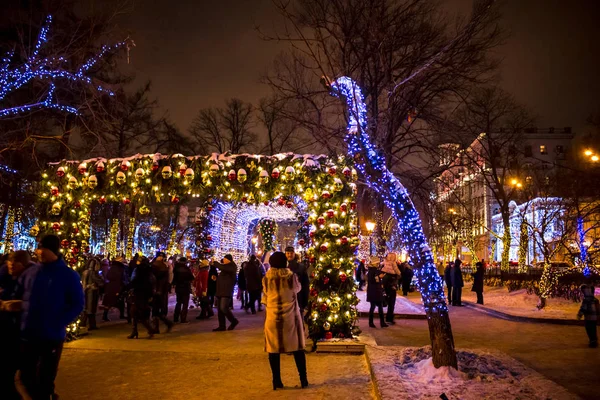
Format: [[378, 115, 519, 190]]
[[0, 15, 129, 118], [329, 76, 448, 317], [0, 164, 18, 174]]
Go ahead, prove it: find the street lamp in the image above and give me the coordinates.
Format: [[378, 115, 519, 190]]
[[365, 221, 375, 255], [584, 149, 599, 162]]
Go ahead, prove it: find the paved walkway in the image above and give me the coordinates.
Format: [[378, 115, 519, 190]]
[[57, 302, 375, 400], [355, 289, 424, 315], [365, 297, 600, 400]]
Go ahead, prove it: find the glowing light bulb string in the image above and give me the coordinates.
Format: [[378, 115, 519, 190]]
[[329, 76, 448, 316]]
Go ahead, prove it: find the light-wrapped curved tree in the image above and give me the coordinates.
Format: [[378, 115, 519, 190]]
[[329, 76, 457, 368]]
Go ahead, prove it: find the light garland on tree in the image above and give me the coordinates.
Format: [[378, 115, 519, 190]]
[[126, 217, 135, 259], [518, 220, 529, 273], [259, 218, 277, 251], [4, 206, 15, 252], [0, 15, 132, 118], [167, 227, 178, 256], [108, 219, 119, 259]]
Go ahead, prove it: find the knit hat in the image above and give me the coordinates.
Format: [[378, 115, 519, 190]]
[[368, 255, 380, 267], [224, 254, 234, 263], [39, 235, 60, 256], [269, 251, 287, 268], [201, 259, 210, 267]]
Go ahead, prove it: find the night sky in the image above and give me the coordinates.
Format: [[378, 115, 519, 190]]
[[123, 0, 600, 137]]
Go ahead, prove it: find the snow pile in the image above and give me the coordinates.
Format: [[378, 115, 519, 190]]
[[368, 346, 577, 400]]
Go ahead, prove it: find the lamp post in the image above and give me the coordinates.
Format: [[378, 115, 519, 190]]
[[584, 149, 599, 163], [365, 221, 375, 256]]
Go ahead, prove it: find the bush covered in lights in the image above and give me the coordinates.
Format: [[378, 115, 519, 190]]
[[37, 152, 360, 340]]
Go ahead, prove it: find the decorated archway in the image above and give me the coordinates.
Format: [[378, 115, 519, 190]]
[[36, 152, 360, 340]]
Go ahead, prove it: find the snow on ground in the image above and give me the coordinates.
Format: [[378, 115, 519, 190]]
[[356, 289, 424, 315], [367, 346, 578, 400], [461, 283, 581, 320]]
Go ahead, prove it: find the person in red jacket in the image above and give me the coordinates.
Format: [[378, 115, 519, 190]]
[[194, 259, 213, 319]]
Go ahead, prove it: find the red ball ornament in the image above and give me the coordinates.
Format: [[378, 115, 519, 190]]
[[179, 166, 186, 176], [72, 247, 80, 254], [320, 303, 328, 311], [207, 205, 213, 212], [228, 171, 237, 181], [321, 191, 331, 199], [241, 196, 248, 203], [325, 332, 333, 340], [350, 201, 357, 211], [339, 333, 345, 338], [343, 167, 351, 177], [340, 203, 348, 212], [271, 169, 280, 179], [323, 277, 330, 284], [120, 162, 130, 171], [320, 244, 328, 253], [327, 209, 334, 219], [51, 187, 59, 196], [317, 217, 325, 225], [74, 201, 81, 208], [52, 223, 60, 231], [340, 273, 347, 282], [286, 201, 293, 208], [204, 248, 211, 253], [96, 165, 105, 173], [340, 236, 349, 245], [73, 227, 79, 234], [68, 258, 77, 267], [123, 198, 131, 205], [61, 239, 69, 248], [98, 196, 106, 204], [56, 169, 65, 178], [310, 288, 318, 297], [207, 235, 213, 241], [298, 239, 305, 246], [277, 197, 286, 206], [152, 163, 159, 172], [263, 200, 270, 206], [304, 221, 310, 227], [328, 166, 337, 176], [309, 256, 316, 263], [309, 231, 315, 238], [171, 196, 180, 204]]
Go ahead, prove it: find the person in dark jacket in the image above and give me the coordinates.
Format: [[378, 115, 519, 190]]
[[213, 254, 239, 331], [400, 262, 414, 296], [451, 259, 464, 306], [101, 256, 129, 321], [172, 258, 194, 323], [81, 257, 104, 330], [367, 257, 388, 328], [127, 257, 155, 339], [237, 261, 248, 310], [207, 262, 219, 309], [127, 254, 138, 280], [245, 254, 265, 314], [151, 252, 174, 333], [444, 262, 453, 305], [356, 260, 366, 291], [471, 261, 485, 305], [194, 259, 213, 319], [577, 284, 600, 348], [0, 251, 34, 400], [285, 247, 309, 313], [17, 235, 84, 400]]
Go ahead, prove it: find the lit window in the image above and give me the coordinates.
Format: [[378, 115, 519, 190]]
[[540, 145, 547, 155]]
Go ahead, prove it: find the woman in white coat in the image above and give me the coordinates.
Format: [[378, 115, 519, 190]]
[[262, 251, 308, 390]]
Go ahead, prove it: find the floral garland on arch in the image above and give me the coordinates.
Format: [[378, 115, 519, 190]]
[[36, 152, 361, 341]]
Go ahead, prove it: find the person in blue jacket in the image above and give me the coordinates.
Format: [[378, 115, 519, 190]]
[[17, 235, 84, 400]]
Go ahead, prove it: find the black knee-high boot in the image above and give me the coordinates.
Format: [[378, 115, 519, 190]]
[[268, 353, 283, 390], [293, 350, 308, 388]]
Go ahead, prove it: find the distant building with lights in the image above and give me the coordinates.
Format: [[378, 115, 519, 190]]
[[433, 127, 575, 264]]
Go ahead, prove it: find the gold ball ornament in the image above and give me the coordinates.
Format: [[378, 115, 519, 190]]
[[88, 175, 98, 189], [237, 169, 247, 183], [67, 176, 78, 190], [162, 166, 173, 179], [116, 171, 126, 185]]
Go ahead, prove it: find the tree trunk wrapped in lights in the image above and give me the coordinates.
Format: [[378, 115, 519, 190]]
[[108, 219, 119, 259], [126, 217, 136, 259], [501, 214, 511, 271], [518, 220, 529, 273], [329, 76, 457, 368]]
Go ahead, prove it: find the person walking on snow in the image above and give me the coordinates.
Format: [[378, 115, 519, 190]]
[[102, 255, 129, 321], [127, 257, 155, 339], [172, 257, 194, 323], [151, 252, 174, 333], [194, 259, 213, 319], [237, 261, 248, 310], [262, 251, 308, 390], [213, 255, 239, 331], [399, 262, 413, 296], [471, 261, 485, 305], [577, 284, 600, 348], [367, 256, 388, 328], [81, 257, 104, 330], [207, 262, 219, 309], [444, 262, 453, 305], [17, 235, 84, 400], [285, 246, 309, 313], [244, 254, 264, 314]]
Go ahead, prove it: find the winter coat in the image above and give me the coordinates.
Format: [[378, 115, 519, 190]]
[[471, 266, 485, 293], [451, 262, 464, 288], [102, 261, 128, 308], [207, 265, 219, 296], [400, 265, 414, 292], [130, 264, 156, 319], [366, 267, 384, 303], [578, 286, 600, 321], [245, 259, 264, 292], [381, 253, 401, 276], [355, 262, 366, 281], [238, 263, 247, 291], [81, 262, 104, 314], [262, 267, 305, 353], [215, 261, 237, 297], [194, 265, 209, 296], [152, 259, 171, 296], [172, 262, 194, 294], [17, 258, 84, 341], [288, 258, 309, 310], [444, 265, 453, 286]]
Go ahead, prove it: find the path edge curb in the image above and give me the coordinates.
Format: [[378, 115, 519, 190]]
[[462, 301, 585, 326], [359, 333, 383, 400]]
